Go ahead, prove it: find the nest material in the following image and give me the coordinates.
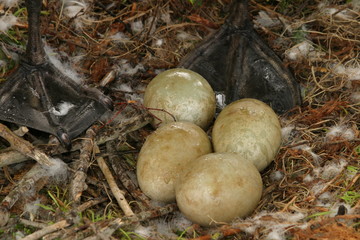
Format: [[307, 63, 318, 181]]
[[0, 0, 359, 239]]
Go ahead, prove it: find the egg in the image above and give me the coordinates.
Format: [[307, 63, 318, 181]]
[[175, 153, 263, 226], [212, 98, 281, 171], [136, 121, 212, 203], [143, 68, 216, 129]]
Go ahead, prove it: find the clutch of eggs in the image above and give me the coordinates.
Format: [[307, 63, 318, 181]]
[[138, 68, 282, 226]]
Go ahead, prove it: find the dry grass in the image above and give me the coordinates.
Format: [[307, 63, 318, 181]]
[[0, 0, 359, 239]]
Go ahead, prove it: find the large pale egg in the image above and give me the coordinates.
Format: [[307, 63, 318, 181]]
[[212, 98, 281, 171], [175, 153, 263, 226], [143, 68, 216, 129], [136, 121, 212, 203]]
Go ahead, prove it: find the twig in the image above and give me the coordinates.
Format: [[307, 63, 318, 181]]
[[0, 123, 53, 166], [77, 197, 108, 212], [0, 148, 29, 167], [21, 219, 72, 240], [106, 141, 151, 210], [95, 146, 135, 217], [20, 218, 48, 229], [69, 128, 96, 205], [13, 126, 29, 137]]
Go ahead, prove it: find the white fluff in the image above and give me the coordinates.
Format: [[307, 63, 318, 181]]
[[131, 20, 144, 34], [45, 158, 69, 183], [303, 174, 313, 182], [281, 125, 295, 142], [263, 212, 307, 240], [109, 32, 130, 42], [117, 83, 133, 93], [0, 14, 17, 32], [176, 31, 200, 41], [240, 211, 307, 240], [322, 7, 356, 21], [285, 41, 314, 61], [254, 11, 280, 28], [318, 192, 332, 205], [0, 0, 20, 8], [270, 171, 284, 181], [314, 159, 348, 180], [62, 0, 88, 18], [61, 0, 94, 30], [332, 64, 360, 81], [24, 199, 41, 221], [0, 60, 6, 68], [326, 125, 355, 141], [145, 16, 157, 35], [215, 92, 226, 110], [160, 12, 172, 24], [44, 44, 83, 84], [154, 38, 164, 47], [14, 231, 25, 240], [292, 144, 320, 165], [134, 212, 192, 239], [350, 92, 360, 103], [134, 225, 153, 239], [116, 59, 144, 76], [50, 101, 75, 116]]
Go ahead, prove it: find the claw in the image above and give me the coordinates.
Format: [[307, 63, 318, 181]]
[[57, 129, 71, 149], [100, 95, 114, 111]]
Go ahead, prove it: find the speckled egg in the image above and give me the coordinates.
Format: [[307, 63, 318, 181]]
[[212, 98, 281, 171], [175, 153, 263, 226], [137, 121, 212, 202], [143, 68, 216, 129]]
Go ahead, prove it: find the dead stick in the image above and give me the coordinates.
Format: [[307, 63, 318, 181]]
[[106, 141, 151, 209], [21, 219, 72, 240], [69, 128, 96, 204], [0, 148, 29, 167], [96, 151, 135, 217], [0, 123, 53, 166], [13, 126, 29, 137], [20, 218, 48, 229], [77, 197, 108, 212]]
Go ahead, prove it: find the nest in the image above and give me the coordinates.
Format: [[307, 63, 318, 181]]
[[0, 0, 359, 239]]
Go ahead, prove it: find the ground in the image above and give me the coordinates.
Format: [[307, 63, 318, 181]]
[[0, 0, 359, 239]]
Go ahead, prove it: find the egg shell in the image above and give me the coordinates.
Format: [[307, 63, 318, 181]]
[[175, 153, 263, 226], [136, 121, 212, 203], [212, 98, 281, 171], [143, 68, 216, 129]]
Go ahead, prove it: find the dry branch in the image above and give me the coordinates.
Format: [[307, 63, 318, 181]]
[[21, 219, 72, 240], [0, 148, 29, 167], [96, 148, 135, 217], [69, 128, 96, 204], [0, 123, 53, 166], [106, 141, 152, 210]]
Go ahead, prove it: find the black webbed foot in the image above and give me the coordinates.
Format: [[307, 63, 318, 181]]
[[0, 0, 113, 147], [179, 0, 301, 114]]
